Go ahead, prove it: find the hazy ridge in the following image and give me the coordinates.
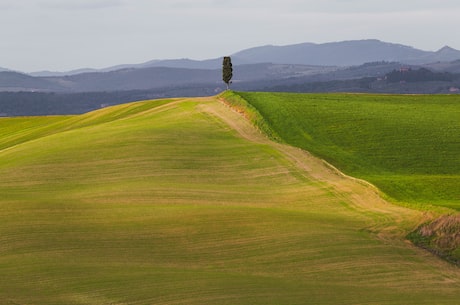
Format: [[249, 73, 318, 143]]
[[1, 39, 460, 116]]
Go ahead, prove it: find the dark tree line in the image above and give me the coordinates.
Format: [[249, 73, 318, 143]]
[[386, 68, 454, 83], [0, 86, 219, 117]]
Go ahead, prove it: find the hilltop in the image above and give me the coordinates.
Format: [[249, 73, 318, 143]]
[[231, 91, 460, 210], [225, 91, 460, 264]]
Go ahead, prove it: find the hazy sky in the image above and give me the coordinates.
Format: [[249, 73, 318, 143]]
[[2, 0, 460, 72]]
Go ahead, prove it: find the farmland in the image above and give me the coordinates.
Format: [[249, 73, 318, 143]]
[[233, 91, 460, 210], [0, 96, 459, 304]]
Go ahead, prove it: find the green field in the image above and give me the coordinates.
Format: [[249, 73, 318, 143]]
[[232, 91, 460, 210], [0, 97, 459, 304]]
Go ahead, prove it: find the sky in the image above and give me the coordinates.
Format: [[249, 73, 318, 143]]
[[2, 0, 460, 72]]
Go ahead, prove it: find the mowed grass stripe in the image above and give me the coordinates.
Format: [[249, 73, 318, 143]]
[[0, 97, 459, 305]]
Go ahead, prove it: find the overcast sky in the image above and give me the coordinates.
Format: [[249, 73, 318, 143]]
[[2, 0, 460, 72]]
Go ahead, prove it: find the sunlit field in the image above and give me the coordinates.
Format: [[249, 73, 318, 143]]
[[0, 97, 459, 304], [234, 91, 459, 210]]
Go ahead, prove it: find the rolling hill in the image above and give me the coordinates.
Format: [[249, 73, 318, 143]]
[[232, 91, 460, 210], [0, 95, 459, 304]]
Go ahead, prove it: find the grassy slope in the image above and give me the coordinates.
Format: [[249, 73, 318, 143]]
[[234, 91, 460, 210], [0, 97, 459, 304]]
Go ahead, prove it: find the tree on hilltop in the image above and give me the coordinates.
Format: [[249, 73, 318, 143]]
[[222, 56, 233, 90]]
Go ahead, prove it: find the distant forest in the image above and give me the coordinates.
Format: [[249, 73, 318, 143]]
[[385, 68, 455, 83], [263, 68, 460, 94], [1, 67, 459, 117], [0, 86, 218, 117]]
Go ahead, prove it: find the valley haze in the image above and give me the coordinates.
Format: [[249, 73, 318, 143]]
[[2, 39, 460, 116], [3, 39, 460, 76]]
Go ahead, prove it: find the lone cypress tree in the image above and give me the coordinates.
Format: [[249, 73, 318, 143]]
[[222, 56, 233, 90]]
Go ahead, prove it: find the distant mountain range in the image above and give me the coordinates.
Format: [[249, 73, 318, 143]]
[[23, 39, 460, 77], [1, 39, 460, 96], [231, 40, 460, 67]]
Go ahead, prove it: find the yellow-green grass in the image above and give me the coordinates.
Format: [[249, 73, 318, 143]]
[[0, 97, 459, 304], [232, 91, 460, 210]]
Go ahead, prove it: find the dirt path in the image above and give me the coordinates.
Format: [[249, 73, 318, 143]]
[[198, 98, 431, 237]]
